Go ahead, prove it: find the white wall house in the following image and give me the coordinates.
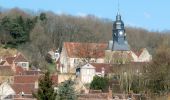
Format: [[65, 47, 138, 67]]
[[80, 63, 112, 84], [138, 48, 152, 62], [15, 62, 29, 70], [60, 42, 107, 73], [0, 82, 15, 100], [13, 53, 29, 70], [131, 48, 152, 62], [80, 64, 95, 84]]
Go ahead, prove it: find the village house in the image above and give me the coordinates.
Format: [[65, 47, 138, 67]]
[[0, 67, 58, 100], [0, 82, 15, 100], [80, 63, 113, 84], [60, 42, 107, 73], [0, 52, 29, 71]]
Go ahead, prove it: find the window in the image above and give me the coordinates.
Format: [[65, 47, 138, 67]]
[[22, 63, 27, 67], [74, 59, 78, 64], [55, 53, 59, 58]]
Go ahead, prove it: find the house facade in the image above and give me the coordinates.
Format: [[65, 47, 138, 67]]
[[0, 82, 15, 100], [80, 64, 95, 84], [60, 42, 107, 73], [80, 63, 113, 84], [0, 53, 29, 71]]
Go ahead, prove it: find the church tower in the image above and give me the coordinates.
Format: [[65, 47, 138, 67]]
[[105, 12, 131, 64], [112, 13, 130, 51], [104, 1, 152, 64], [108, 12, 130, 51]]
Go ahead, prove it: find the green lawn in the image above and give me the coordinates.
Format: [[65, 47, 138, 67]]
[[47, 63, 56, 73]]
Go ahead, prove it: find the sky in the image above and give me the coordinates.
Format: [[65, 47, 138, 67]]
[[0, 0, 169, 31]]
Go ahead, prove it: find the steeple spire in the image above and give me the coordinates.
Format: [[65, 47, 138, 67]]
[[117, 0, 120, 15], [110, 0, 130, 51], [116, 0, 121, 21]]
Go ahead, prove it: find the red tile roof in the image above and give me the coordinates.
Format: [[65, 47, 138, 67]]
[[14, 75, 39, 84], [5, 57, 15, 64], [15, 66, 25, 75], [22, 70, 42, 75], [78, 93, 109, 100], [90, 63, 113, 74], [11, 83, 36, 94], [63, 42, 107, 58], [14, 53, 27, 62], [132, 48, 145, 57]]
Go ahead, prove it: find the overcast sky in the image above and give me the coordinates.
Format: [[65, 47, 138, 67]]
[[0, 0, 169, 31]]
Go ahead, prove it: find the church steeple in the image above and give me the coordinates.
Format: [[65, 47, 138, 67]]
[[111, 12, 130, 51], [107, 0, 130, 51]]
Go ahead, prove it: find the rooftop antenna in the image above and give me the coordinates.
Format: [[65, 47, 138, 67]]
[[117, 0, 120, 15]]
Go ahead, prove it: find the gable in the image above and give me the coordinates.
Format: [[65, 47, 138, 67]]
[[0, 82, 15, 99], [14, 53, 27, 62], [138, 48, 152, 61], [81, 63, 95, 69]]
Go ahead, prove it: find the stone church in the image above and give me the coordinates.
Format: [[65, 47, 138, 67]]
[[59, 13, 152, 73]]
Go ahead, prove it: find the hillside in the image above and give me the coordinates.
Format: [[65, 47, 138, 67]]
[[0, 8, 170, 68]]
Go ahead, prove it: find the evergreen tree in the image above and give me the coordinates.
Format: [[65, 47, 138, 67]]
[[40, 13, 47, 21], [33, 71, 57, 100], [57, 79, 77, 100], [90, 76, 109, 92]]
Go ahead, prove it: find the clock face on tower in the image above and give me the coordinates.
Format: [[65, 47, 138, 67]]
[[119, 31, 123, 36]]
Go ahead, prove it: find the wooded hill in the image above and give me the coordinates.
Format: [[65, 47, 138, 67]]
[[0, 8, 170, 68]]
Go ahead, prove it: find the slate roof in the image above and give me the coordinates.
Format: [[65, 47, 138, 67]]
[[111, 40, 130, 51], [63, 42, 107, 58]]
